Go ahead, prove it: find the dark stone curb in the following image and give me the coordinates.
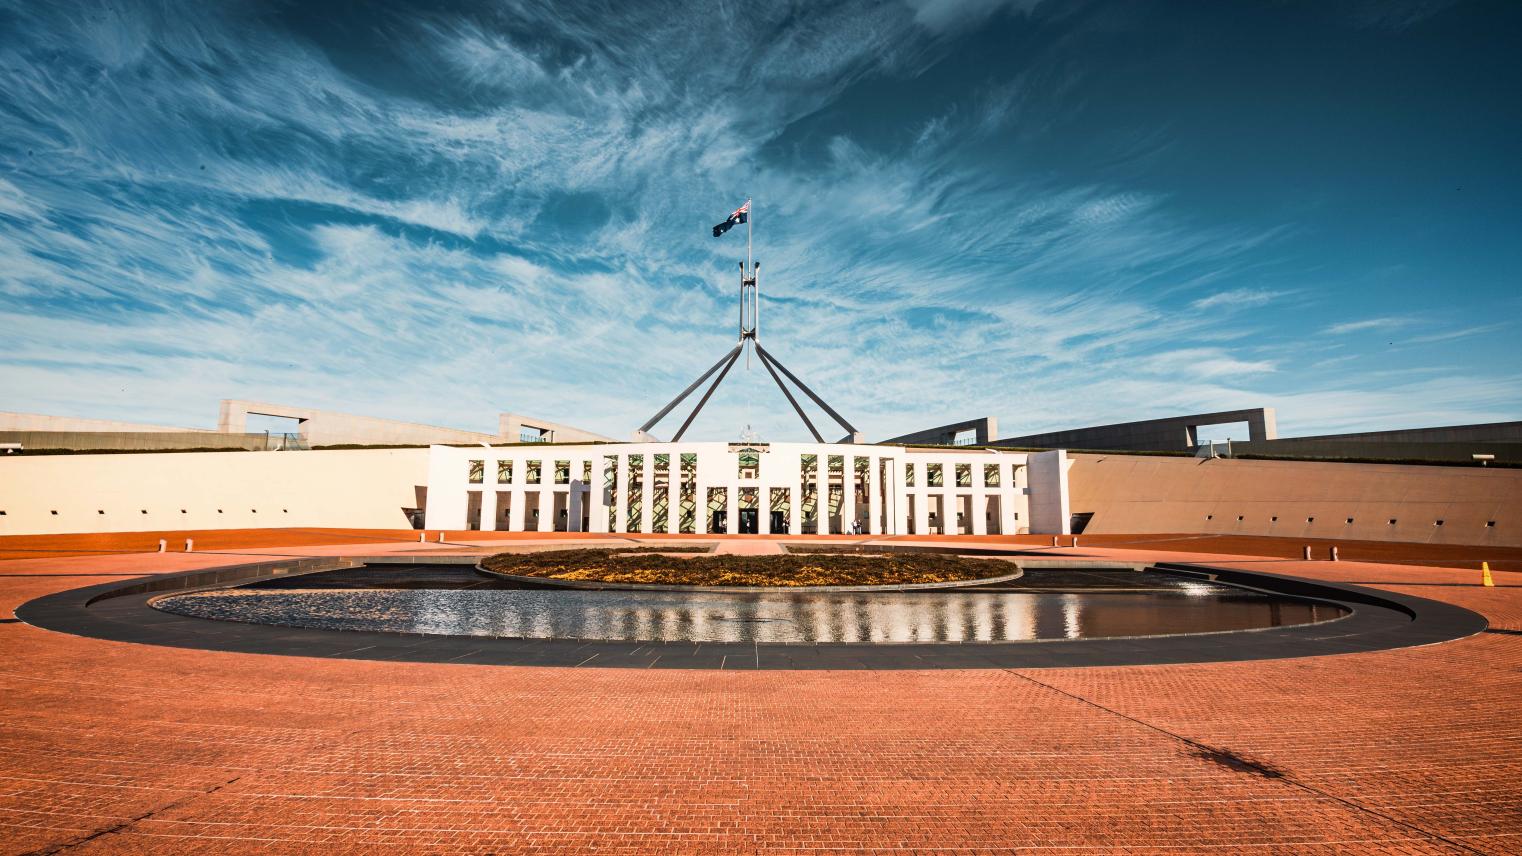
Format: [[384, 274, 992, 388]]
[[15, 556, 1487, 671]]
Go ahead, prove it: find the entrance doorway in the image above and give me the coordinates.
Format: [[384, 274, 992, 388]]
[[738, 508, 759, 534], [770, 510, 786, 533]]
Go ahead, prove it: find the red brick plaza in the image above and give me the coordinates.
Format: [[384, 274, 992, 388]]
[[3, 529, 1521, 854]]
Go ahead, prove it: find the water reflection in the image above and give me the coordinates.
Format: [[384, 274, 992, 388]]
[[156, 585, 1345, 644]]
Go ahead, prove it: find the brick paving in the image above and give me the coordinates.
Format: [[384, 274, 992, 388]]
[[2, 532, 1520, 853]]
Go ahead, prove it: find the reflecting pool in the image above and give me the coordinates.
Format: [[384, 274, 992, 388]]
[[153, 565, 1347, 644]]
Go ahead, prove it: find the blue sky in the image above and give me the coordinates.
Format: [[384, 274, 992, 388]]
[[1, 0, 1518, 442]]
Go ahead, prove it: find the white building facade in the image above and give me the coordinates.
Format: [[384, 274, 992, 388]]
[[425, 442, 1072, 536]]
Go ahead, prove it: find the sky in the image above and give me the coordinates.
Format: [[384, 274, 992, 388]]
[[1, 0, 1518, 443]]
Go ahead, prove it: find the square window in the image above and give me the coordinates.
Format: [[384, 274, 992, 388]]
[[1388, 519, 1397, 525], [468, 460, 484, 484], [1435, 519, 1444, 526], [1345, 517, 1354, 524], [1271, 516, 1278, 522], [1487, 521, 1497, 527], [1307, 517, 1314, 523], [1206, 514, 1213, 520], [1237, 516, 1244, 521]]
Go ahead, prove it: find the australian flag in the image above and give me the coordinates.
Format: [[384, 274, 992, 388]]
[[712, 199, 750, 237]]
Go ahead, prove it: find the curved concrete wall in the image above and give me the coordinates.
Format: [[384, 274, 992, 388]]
[[0, 449, 429, 536], [1068, 453, 1520, 547]]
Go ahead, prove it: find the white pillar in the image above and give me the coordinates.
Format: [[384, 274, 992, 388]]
[[758, 487, 771, 535], [638, 454, 654, 534], [569, 481, 585, 532], [614, 453, 629, 534], [841, 456, 856, 535], [696, 484, 709, 534], [537, 482, 553, 534], [724, 485, 738, 535], [867, 456, 883, 535], [972, 493, 988, 536], [667, 476, 680, 535], [590, 457, 608, 534], [486, 490, 506, 532], [816, 455, 829, 533], [508, 489, 525, 531], [789, 484, 802, 535]]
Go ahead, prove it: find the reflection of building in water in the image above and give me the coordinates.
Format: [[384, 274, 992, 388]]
[[426, 442, 1072, 536]]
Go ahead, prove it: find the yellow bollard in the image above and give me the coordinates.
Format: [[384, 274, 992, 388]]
[[1482, 561, 1494, 587]]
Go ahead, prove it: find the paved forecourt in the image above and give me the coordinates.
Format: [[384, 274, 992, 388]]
[[2, 529, 1520, 854]]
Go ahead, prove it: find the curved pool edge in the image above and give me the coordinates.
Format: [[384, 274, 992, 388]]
[[15, 555, 1487, 670]]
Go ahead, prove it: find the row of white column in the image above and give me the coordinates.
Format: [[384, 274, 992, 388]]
[[902, 461, 1023, 536], [587, 452, 893, 535]]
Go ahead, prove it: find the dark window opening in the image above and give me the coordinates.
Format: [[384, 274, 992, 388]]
[[1487, 521, 1497, 527], [1435, 519, 1444, 526]]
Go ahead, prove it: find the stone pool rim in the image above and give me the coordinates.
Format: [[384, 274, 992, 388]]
[[15, 553, 1487, 670]]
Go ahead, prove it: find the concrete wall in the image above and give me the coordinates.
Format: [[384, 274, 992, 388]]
[[499, 413, 613, 444], [1068, 452, 1520, 547], [0, 448, 429, 536], [218, 400, 501, 446], [0, 411, 209, 433], [883, 417, 997, 446], [1226, 438, 1521, 465], [0, 431, 298, 452], [1026, 450, 1072, 536], [997, 408, 1277, 452], [1292, 420, 1522, 444]]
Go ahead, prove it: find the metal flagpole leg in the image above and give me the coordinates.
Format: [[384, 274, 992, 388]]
[[756, 347, 823, 443], [671, 345, 743, 441], [753, 342, 859, 436], [639, 343, 743, 435]]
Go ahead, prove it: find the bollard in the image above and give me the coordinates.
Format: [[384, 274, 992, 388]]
[[184, 538, 194, 552], [419, 532, 426, 542], [1303, 545, 1312, 561], [1052, 536, 1059, 547], [438, 532, 446, 543], [157, 539, 166, 553], [1482, 561, 1495, 587], [1329, 545, 1339, 562], [1072, 536, 1079, 547]]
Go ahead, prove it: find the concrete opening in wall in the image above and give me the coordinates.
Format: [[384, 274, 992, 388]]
[[553, 493, 569, 532], [245, 414, 302, 449], [524, 491, 541, 531], [986, 495, 1002, 535], [1070, 512, 1094, 534], [1194, 422, 1249, 448], [465, 491, 482, 531]]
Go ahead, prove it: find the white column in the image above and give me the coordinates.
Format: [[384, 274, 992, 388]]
[[972, 493, 988, 536], [724, 485, 738, 535], [696, 484, 709, 534], [486, 489, 506, 532], [638, 455, 653, 534], [672, 472, 684, 533], [508, 489, 525, 531], [815, 455, 829, 533], [590, 457, 608, 534], [569, 480, 584, 532], [866, 456, 882, 535], [840, 456, 856, 535], [789, 483, 802, 535], [614, 453, 629, 534], [758, 487, 771, 535], [537, 478, 553, 533]]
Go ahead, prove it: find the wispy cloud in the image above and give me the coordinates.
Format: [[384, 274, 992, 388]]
[[0, 0, 1515, 441], [1322, 317, 1414, 335]]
